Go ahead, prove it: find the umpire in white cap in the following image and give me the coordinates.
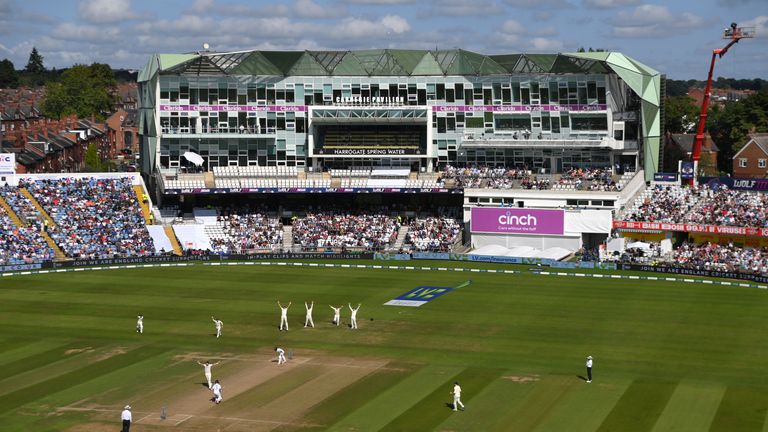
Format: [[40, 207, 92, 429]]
[[121, 405, 132, 431], [586, 356, 593, 383]]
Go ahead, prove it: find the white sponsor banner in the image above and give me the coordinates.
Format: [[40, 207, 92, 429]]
[[383, 299, 427, 307], [0, 153, 14, 174]]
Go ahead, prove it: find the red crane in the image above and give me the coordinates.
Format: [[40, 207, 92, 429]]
[[689, 23, 754, 183]]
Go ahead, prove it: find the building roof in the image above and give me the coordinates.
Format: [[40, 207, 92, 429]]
[[671, 133, 719, 153], [144, 49, 657, 79], [732, 134, 768, 159]]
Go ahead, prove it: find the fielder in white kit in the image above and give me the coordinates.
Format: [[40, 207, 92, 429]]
[[136, 315, 143, 334], [451, 381, 465, 411], [197, 360, 220, 388], [330, 305, 342, 326], [212, 316, 223, 338], [278, 301, 291, 331], [349, 303, 361, 329], [304, 301, 315, 328]]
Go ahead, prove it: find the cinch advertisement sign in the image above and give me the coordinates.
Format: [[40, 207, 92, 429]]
[[471, 207, 565, 235], [0, 153, 15, 174]]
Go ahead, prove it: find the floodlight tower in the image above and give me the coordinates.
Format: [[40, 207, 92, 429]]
[[689, 22, 754, 183]]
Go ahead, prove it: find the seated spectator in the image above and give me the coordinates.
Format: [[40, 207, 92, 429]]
[[625, 185, 700, 223], [23, 177, 155, 259], [404, 216, 461, 252], [0, 204, 55, 264], [292, 209, 399, 250], [209, 206, 283, 253]]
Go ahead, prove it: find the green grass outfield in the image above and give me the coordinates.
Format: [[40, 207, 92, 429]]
[[0, 260, 767, 431]]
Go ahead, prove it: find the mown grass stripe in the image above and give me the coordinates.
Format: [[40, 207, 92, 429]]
[[0, 345, 169, 415], [596, 379, 677, 432], [0, 342, 86, 382], [532, 377, 632, 432], [484, 375, 579, 431], [379, 367, 503, 432], [0, 339, 68, 366], [326, 365, 462, 432], [650, 381, 725, 432], [436, 373, 540, 432], [709, 386, 768, 432], [285, 361, 420, 430]]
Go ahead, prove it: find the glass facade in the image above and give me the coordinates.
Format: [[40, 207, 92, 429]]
[[145, 53, 643, 173]]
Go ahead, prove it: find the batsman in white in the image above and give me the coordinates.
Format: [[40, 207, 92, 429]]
[[211, 379, 222, 404], [212, 316, 223, 338], [451, 381, 465, 411], [304, 301, 315, 328], [278, 300, 291, 331], [136, 314, 143, 334], [349, 303, 361, 329], [330, 305, 342, 326], [197, 360, 220, 389], [275, 347, 287, 365]]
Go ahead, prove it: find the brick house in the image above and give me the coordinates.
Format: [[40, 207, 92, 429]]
[[106, 109, 139, 161], [733, 134, 768, 178], [664, 132, 719, 175]]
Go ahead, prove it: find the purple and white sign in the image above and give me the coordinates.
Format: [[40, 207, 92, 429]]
[[432, 104, 607, 113], [159, 104, 308, 112], [471, 207, 565, 235]]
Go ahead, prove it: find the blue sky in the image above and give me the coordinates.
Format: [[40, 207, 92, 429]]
[[0, 0, 765, 79]]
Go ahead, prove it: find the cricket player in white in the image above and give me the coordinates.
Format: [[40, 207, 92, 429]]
[[211, 380, 222, 404], [197, 360, 220, 389], [136, 315, 143, 334], [304, 301, 315, 328], [451, 382, 465, 411], [330, 305, 342, 326], [349, 303, 361, 329], [278, 301, 291, 331], [275, 347, 286, 365], [212, 316, 223, 338]]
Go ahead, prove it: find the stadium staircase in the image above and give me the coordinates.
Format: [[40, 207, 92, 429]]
[[203, 172, 215, 188], [283, 225, 294, 251], [133, 186, 152, 224], [17, 188, 67, 261], [393, 225, 409, 250], [163, 225, 184, 256], [0, 195, 23, 227]]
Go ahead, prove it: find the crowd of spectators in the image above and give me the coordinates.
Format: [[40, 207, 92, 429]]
[[209, 207, 283, 253], [671, 242, 768, 274], [0, 205, 55, 265], [438, 165, 534, 189], [624, 185, 700, 223], [558, 167, 619, 191], [292, 210, 400, 250], [23, 177, 155, 259], [405, 216, 462, 251], [685, 186, 768, 228]]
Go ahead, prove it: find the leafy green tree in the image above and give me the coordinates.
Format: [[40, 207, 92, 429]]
[[84, 142, 103, 172], [24, 47, 45, 74], [0, 59, 19, 88], [664, 96, 699, 133], [708, 91, 768, 172], [42, 63, 116, 120]]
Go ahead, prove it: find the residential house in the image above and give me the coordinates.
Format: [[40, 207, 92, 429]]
[[733, 134, 768, 178]]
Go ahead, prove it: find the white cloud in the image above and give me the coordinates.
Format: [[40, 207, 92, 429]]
[[79, 0, 138, 23], [529, 37, 564, 51], [418, 0, 502, 17], [611, 5, 705, 38], [583, 0, 639, 7], [189, 0, 215, 14], [51, 23, 120, 43], [342, 0, 416, 3], [500, 19, 526, 34], [505, 0, 572, 8], [740, 15, 768, 38], [294, 0, 345, 19]]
